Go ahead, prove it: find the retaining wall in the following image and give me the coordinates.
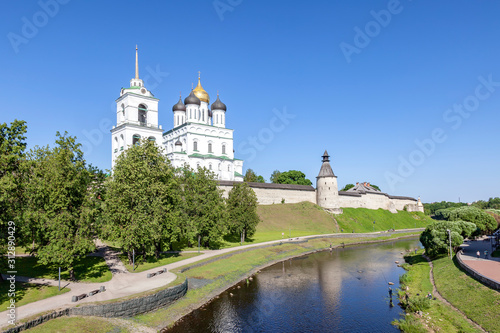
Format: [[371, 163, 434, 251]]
[[4, 279, 188, 333], [456, 252, 500, 290]]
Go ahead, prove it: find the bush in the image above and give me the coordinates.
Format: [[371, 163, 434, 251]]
[[393, 315, 427, 333], [405, 295, 431, 313]]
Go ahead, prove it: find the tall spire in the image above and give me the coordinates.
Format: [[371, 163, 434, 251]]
[[135, 45, 139, 79]]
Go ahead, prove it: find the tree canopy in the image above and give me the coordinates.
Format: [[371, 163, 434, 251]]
[[274, 170, 312, 185], [227, 182, 260, 243], [270, 170, 281, 184], [243, 169, 265, 183], [103, 139, 181, 262], [340, 184, 354, 191], [420, 220, 476, 256], [434, 206, 497, 235], [20, 132, 97, 280]]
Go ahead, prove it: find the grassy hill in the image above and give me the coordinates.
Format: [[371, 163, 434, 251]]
[[252, 201, 433, 243]]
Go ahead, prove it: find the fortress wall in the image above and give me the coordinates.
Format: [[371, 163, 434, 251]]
[[218, 183, 316, 205]]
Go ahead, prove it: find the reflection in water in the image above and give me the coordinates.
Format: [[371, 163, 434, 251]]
[[167, 238, 420, 333]]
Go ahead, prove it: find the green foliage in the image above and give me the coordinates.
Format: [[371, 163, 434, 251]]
[[227, 183, 260, 243], [274, 170, 312, 185], [423, 201, 467, 216], [270, 170, 281, 183], [405, 295, 431, 312], [371, 184, 381, 191], [179, 165, 228, 249], [0, 120, 28, 276], [340, 184, 354, 191], [19, 132, 97, 280], [472, 197, 500, 210], [243, 168, 265, 183], [435, 206, 496, 235], [103, 139, 181, 262], [419, 220, 476, 256], [392, 316, 428, 333]]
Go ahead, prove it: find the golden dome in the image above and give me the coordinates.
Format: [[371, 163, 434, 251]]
[[193, 73, 209, 103]]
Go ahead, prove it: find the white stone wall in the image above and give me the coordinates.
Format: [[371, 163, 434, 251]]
[[219, 185, 316, 205]]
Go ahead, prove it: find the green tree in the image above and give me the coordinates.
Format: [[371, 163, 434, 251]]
[[371, 184, 381, 191], [20, 132, 96, 280], [446, 206, 497, 235], [270, 170, 281, 184], [243, 169, 265, 183], [420, 220, 476, 256], [227, 183, 260, 243], [340, 184, 354, 191], [275, 170, 312, 185], [179, 165, 228, 249], [0, 120, 28, 282], [103, 139, 181, 263]]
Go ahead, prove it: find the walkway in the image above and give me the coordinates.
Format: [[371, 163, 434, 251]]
[[458, 236, 500, 284], [0, 229, 422, 329]]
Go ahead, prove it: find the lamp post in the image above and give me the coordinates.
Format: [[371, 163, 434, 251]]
[[447, 229, 452, 259]]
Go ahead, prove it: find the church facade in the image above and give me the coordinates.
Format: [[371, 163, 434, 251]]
[[111, 47, 243, 181]]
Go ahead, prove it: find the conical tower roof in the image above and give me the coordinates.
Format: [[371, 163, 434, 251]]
[[317, 150, 336, 178]]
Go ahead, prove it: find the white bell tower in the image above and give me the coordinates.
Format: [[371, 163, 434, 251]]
[[110, 46, 163, 168]]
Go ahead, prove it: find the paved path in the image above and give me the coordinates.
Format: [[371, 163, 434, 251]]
[[0, 229, 423, 329], [458, 236, 500, 284]]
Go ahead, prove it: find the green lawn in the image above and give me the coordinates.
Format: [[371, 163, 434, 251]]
[[13, 256, 111, 283], [395, 252, 480, 332], [433, 255, 500, 333], [0, 282, 70, 310], [23, 316, 127, 333], [118, 252, 202, 273]]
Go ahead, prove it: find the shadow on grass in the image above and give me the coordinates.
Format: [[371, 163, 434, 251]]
[[403, 254, 428, 265], [222, 234, 255, 244], [12, 256, 110, 282]]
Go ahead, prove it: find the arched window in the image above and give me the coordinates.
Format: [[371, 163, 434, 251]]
[[138, 104, 147, 125], [197, 163, 200, 169], [218, 163, 221, 171], [148, 136, 155, 142], [133, 134, 140, 145], [209, 163, 212, 170], [193, 141, 198, 151], [208, 143, 213, 153], [228, 165, 231, 171], [222, 144, 226, 154]]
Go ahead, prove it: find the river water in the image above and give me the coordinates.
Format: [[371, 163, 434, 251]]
[[166, 238, 420, 333]]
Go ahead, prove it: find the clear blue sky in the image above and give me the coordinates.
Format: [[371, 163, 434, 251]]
[[2, 0, 500, 203]]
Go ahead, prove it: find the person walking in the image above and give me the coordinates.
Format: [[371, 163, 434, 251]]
[[477, 250, 480, 258], [485, 250, 488, 258]]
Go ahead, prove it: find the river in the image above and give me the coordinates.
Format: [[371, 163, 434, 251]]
[[166, 237, 420, 333]]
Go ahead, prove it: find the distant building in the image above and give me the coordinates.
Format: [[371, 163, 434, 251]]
[[111, 47, 243, 181]]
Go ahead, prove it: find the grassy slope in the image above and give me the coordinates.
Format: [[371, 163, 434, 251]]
[[119, 252, 202, 273], [396, 253, 480, 332], [254, 202, 433, 242], [23, 316, 127, 333], [433, 256, 500, 333]]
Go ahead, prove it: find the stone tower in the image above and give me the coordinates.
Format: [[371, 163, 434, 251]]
[[316, 150, 338, 208]]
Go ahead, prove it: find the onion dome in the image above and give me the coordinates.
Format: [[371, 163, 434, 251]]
[[211, 93, 227, 111], [175, 140, 182, 146], [172, 95, 186, 112], [193, 73, 209, 103], [184, 90, 201, 105]]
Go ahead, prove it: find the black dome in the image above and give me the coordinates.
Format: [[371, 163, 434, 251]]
[[184, 90, 201, 106], [172, 97, 186, 112], [211, 95, 226, 111]]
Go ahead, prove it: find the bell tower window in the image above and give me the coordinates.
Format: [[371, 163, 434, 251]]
[[138, 104, 147, 125], [222, 144, 226, 154], [132, 134, 140, 145], [208, 143, 213, 153], [193, 140, 198, 151]]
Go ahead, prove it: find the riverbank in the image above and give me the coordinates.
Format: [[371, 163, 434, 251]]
[[136, 232, 421, 332], [20, 231, 421, 332], [396, 251, 500, 332]]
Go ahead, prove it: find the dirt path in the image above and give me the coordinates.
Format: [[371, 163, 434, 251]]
[[423, 255, 486, 333]]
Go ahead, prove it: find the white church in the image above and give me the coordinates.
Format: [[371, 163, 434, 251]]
[[111, 47, 244, 181]]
